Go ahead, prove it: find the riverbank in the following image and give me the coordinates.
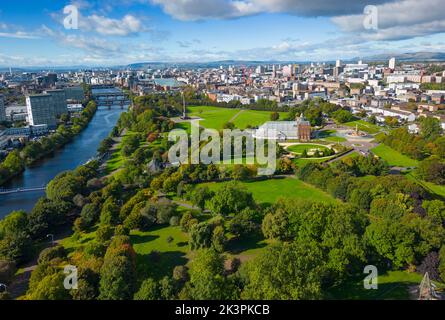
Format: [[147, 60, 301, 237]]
[[0, 107, 127, 217], [0, 101, 97, 187]]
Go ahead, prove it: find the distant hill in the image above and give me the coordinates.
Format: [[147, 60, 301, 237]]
[[360, 52, 445, 62]]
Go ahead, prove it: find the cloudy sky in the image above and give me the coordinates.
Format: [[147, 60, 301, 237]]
[[1, 0, 445, 66]]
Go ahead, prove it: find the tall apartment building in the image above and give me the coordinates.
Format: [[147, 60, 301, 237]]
[[26, 94, 57, 128], [45, 89, 68, 116], [0, 94, 6, 122]]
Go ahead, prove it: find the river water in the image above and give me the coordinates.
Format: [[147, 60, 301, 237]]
[[0, 107, 126, 218]]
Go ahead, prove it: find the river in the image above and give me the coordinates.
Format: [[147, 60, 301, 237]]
[[0, 106, 127, 218]]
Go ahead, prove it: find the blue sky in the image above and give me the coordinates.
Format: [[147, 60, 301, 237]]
[[1, 0, 445, 66]]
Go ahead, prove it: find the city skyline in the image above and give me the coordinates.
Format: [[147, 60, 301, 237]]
[[1, 0, 445, 67]]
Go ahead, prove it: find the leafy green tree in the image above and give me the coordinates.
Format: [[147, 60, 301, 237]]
[[420, 116, 442, 141], [190, 222, 213, 250], [46, 171, 81, 202], [241, 242, 325, 300], [190, 186, 214, 210], [211, 225, 226, 252], [99, 236, 136, 300], [187, 249, 233, 300], [208, 182, 255, 215], [134, 278, 160, 300]]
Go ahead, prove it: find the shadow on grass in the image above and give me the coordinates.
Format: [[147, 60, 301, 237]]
[[326, 275, 419, 300], [130, 234, 159, 245], [176, 241, 188, 247], [226, 234, 267, 255], [136, 251, 188, 281]]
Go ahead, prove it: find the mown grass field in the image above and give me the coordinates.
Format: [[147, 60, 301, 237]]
[[287, 143, 330, 154], [130, 225, 189, 280], [201, 177, 337, 205], [232, 109, 288, 129], [344, 120, 382, 134], [327, 270, 444, 300], [187, 106, 288, 130], [371, 144, 419, 167], [187, 106, 240, 130]]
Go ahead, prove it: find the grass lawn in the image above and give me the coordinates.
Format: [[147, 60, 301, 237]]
[[317, 130, 347, 143], [344, 120, 382, 134], [406, 172, 445, 198], [174, 122, 191, 134], [201, 177, 337, 205], [293, 157, 334, 167], [232, 109, 288, 129], [187, 106, 240, 130], [130, 225, 189, 280], [327, 270, 444, 300], [187, 106, 288, 130], [287, 143, 330, 154], [371, 144, 419, 167]]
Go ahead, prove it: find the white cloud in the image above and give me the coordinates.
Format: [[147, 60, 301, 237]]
[[149, 0, 394, 21], [79, 14, 147, 36], [332, 0, 445, 41]]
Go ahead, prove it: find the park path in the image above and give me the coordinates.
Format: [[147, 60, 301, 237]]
[[7, 229, 72, 299]]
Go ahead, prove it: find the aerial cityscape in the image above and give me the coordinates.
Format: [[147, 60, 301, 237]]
[[2, 0, 445, 310]]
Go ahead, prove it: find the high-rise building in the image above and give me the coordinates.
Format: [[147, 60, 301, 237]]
[[47, 73, 58, 87], [336, 60, 342, 68], [45, 89, 68, 116], [64, 86, 85, 101], [389, 57, 396, 70], [26, 94, 57, 128], [0, 94, 6, 122]]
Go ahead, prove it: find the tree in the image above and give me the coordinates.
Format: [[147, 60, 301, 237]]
[[187, 249, 233, 300], [332, 109, 354, 123], [80, 203, 99, 227], [270, 112, 279, 121], [134, 278, 160, 300], [100, 197, 120, 226], [241, 242, 325, 300], [190, 222, 213, 250], [208, 182, 255, 216], [420, 116, 442, 141], [190, 186, 214, 210], [71, 267, 100, 300], [99, 236, 136, 300], [416, 157, 445, 184], [46, 171, 81, 202], [212, 225, 226, 252]]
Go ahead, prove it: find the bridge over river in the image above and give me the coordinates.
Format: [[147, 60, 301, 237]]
[[0, 186, 47, 195]]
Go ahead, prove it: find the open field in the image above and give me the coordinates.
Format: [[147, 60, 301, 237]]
[[327, 270, 444, 300], [371, 144, 419, 167], [130, 225, 189, 280], [232, 109, 288, 129], [187, 106, 240, 130], [344, 120, 382, 134], [201, 177, 337, 205], [187, 106, 288, 130]]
